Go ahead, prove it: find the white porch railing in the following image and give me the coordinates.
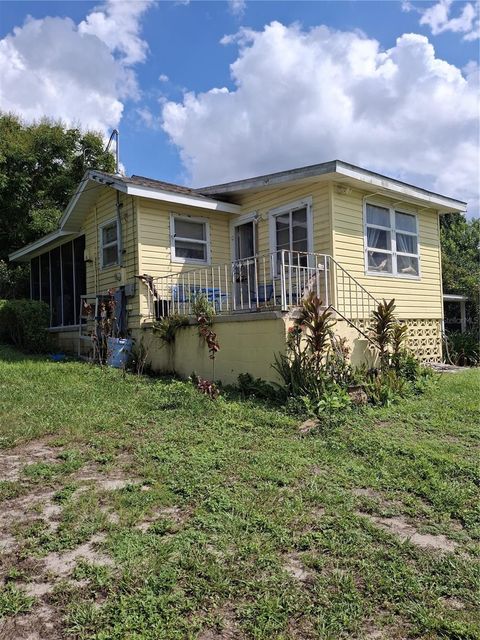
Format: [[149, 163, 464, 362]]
[[141, 250, 379, 324]]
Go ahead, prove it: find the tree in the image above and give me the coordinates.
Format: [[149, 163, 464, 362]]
[[0, 113, 115, 298], [440, 212, 480, 326]]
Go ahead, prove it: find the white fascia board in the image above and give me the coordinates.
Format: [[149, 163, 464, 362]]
[[9, 230, 75, 262], [335, 164, 467, 213], [58, 180, 89, 229], [125, 184, 241, 214]]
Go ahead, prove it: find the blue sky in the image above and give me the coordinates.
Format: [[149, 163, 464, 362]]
[[0, 1, 478, 213]]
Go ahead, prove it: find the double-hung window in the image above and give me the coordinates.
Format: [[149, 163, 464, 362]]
[[100, 219, 119, 269], [171, 216, 209, 264], [365, 203, 419, 277], [270, 198, 312, 273]]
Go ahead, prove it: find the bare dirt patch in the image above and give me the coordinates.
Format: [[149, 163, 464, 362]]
[[0, 601, 61, 640], [135, 505, 188, 532], [72, 460, 143, 493], [0, 440, 62, 482], [357, 512, 457, 552], [198, 605, 244, 640], [440, 596, 465, 610], [42, 533, 113, 578], [283, 552, 312, 582], [0, 488, 61, 558]]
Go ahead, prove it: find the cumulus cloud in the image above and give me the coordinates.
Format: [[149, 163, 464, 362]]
[[405, 0, 480, 41], [79, 0, 153, 64], [162, 21, 479, 214], [0, 0, 152, 133]]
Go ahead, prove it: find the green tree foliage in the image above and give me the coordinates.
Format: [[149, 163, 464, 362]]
[[440, 212, 480, 323], [0, 112, 115, 297]]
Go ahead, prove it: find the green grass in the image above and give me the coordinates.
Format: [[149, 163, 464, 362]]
[[0, 345, 479, 639]]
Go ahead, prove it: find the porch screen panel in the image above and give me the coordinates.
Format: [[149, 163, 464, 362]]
[[50, 247, 62, 326], [40, 253, 51, 306], [31, 257, 40, 300], [61, 243, 75, 326]]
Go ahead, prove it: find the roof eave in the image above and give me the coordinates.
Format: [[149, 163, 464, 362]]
[[334, 162, 467, 214], [199, 160, 467, 214], [124, 183, 240, 214], [9, 230, 77, 263]]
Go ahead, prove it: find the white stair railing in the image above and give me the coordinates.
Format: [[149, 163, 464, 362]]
[[141, 251, 379, 328]]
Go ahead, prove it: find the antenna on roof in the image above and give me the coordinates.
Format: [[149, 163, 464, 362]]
[[105, 129, 120, 175]]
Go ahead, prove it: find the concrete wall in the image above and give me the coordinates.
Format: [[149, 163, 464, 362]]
[[136, 313, 288, 384]]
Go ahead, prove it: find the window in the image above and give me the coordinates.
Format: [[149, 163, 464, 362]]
[[171, 216, 209, 263], [100, 220, 119, 268], [365, 203, 420, 277], [270, 199, 312, 273]]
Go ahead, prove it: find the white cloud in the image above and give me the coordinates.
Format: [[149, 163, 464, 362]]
[[79, 0, 153, 64], [229, 0, 246, 18], [416, 0, 479, 40], [161, 22, 480, 215], [0, 0, 152, 133], [159, 73, 169, 82]]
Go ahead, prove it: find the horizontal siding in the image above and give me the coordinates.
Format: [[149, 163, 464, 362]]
[[236, 181, 332, 257], [82, 188, 141, 327], [138, 198, 231, 276], [332, 189, 443, 319], [137, 198, 233, 317]]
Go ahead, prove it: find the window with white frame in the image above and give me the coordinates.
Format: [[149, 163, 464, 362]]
[[100, 220, 119, 268], [365, 203, 419, 277], [171, 216, 209, 263], [271, 200, 311, 272]]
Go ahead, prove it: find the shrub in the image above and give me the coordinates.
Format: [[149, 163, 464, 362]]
[[153, 314, 189, 344], [0, 299, 52, 353], [364, 369, 409, 406], [445, 331, 479, 366], [237, 373, 279, 401]]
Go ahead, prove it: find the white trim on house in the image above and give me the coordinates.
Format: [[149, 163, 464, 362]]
[[125, 184, 240, 214], [9, 230, 76, 262], [170, 213, 211, 265], [99, 218, 120, 270], [268, 196, 313, 275], [363, 200, 421, 280], [199, 160, 467, 214]]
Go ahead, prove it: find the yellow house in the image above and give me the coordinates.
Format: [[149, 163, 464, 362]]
[[9, 160, 467, 383]]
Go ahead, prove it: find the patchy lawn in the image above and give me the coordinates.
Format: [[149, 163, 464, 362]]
[[0, 346, 479, 640]]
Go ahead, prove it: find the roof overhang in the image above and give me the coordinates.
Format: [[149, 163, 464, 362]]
[[199, 160, 467, 215], [443, 294, 468, 302], [59, 170, 240, 233], [8, 230, 79, 263], [10, 170, 241, 262]]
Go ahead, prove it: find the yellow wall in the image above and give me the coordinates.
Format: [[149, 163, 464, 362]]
[[332, 188, 443, 319], [81, 188, 141, 327], [235, 181, 332, 257], [136, 197, 234, 319], [136, 314, 288, 384]]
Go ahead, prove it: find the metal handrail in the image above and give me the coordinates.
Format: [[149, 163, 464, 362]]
[[141, 250, 380, 325]]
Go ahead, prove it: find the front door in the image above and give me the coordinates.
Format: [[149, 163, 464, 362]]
[[234, 220, 256, 261], [233, 220, 257, 309]]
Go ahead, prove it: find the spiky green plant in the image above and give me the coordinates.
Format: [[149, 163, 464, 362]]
[[369, 299, 397, 370]]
